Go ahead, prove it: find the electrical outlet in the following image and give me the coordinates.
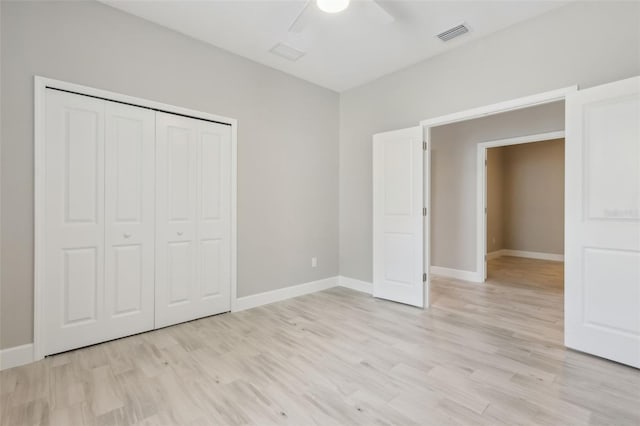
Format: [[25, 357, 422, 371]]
[[311, 257, 317, 268]]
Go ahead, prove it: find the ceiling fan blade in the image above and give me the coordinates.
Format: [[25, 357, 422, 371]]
[[288, 1, 314, 33], [369, 0, 396, 25]]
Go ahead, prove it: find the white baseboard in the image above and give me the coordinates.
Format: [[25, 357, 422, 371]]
[[338, 276, 373, 294], [234, 276, 338, 312], [430, 266, 483, 283], [0, 343, 34, 371], [491, 249, 564, 262], [486, 250, 503, 260]]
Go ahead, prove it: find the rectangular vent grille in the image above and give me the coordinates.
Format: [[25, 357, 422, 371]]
[[269, 43, 306, 61], [437, 24, 469, 42]]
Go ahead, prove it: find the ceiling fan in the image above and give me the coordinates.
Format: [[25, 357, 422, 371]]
[[288, 0, 396, 33]]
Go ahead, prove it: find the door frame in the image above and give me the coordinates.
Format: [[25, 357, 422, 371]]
[[422, 131, 431, 308], [33, 76, 238, 361], [419, 85, 577, 288], [476, 130, 565, 281]]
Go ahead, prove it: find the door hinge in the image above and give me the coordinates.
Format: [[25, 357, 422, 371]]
[[423, 273, 427, 282], [484, 207, 487, 214], [423, 207, 427, 216], [423, 141, 427, 151], [485, 159, 487, 166]]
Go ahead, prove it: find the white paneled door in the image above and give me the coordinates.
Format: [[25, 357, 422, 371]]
[[104, 101, 156, 341], [43, 87, 233, 356], [44, 90, 155, 355], [565, 76, 640, 368], [155, 112, 232, 328], [373, 127, 426, 308]]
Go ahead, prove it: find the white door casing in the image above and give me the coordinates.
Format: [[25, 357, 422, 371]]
[[373, 126, 425, 307], [155, 112, 232, 327], [565, 76, 640, 368], [423, 129, 431, 307]]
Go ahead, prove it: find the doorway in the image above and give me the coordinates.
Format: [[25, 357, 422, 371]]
[[374, 77, 639, 368], [478, 131, 565, 281], [482, 135, 566, 331]]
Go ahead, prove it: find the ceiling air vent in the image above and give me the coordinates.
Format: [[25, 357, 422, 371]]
[[437, 23, 470, 42], [269, 43, 306, 62]]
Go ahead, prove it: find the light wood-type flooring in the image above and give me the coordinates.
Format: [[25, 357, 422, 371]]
[[1, 257, 639, 425]]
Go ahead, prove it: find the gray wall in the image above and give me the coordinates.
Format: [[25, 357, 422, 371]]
[[430, 102, 564, 271], [502, 139, 565, 255], [0, 1, 339, 349], [339, 1, 640, 281]]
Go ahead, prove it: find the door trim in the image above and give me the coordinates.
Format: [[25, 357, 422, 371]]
[[422, 128, 431, 308], [419, 86, 578, 127], [33, 76, 238, 361], [476, 130, 565, 281], [419, 85, 576, 307]]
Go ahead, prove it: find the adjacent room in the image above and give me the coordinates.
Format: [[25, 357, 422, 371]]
[[485, 137, 565, 287], [427, 102, 567, 346], [1, 1, 639, 425]]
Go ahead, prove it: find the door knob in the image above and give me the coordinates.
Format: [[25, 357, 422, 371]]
[[123, 233, 131, 239], [177, 231, 183, 236]]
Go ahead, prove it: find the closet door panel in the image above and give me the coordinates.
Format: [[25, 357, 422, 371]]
[[200, 239, 221, 298], [167, 241, 193, 305], [155, 112, 198, 327], [168, 127, 194, 222], [44, 90, 106, 355], [65, 109, 100, 222], [62, 247, 99, 325], [112, 245, 143, 314], [104, 102, 155, 338], [156, 112, 231, 327], [197, 122, 231, 309], [201, 132, 222, 221]]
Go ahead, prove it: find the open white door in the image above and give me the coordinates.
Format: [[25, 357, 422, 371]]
[[373, 126, 426, 308], [565, 76, 640, 368]]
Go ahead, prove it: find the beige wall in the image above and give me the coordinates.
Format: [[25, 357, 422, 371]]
[[0, 1, 339, 349], [430, 102, 565, 271], [339, 1, 640, 280], [486, 148, 505, 253], [502, 139, 565, 254], [486, 139, 565, 255]]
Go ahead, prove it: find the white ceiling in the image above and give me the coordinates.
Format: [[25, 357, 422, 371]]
[[101, 0, 567, 92]]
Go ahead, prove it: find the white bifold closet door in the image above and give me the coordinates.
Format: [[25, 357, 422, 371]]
[[155, 112, 232, 328], [44, 90, 155, 355]]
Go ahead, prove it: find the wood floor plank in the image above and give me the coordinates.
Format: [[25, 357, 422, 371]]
[[1, 257, 639, 425]]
